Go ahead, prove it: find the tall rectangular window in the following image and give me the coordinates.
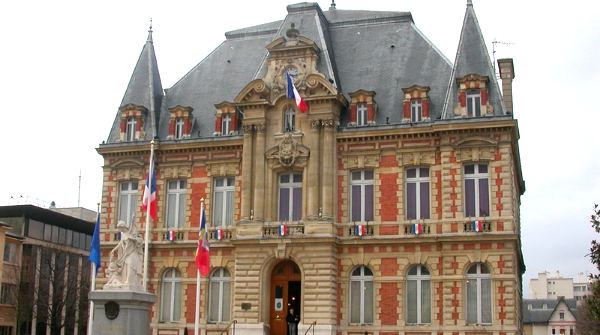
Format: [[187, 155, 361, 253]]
[[350, 266, 373, 324], [126, 117, 137, 141], [466, 90, 482, 117], [406, 265, 431, 324], [213, 177, 235, 227], [406, 167, 430, 220], [350, 171, 374, 222], [466, 263, 492, 324], [464, 164, 490, 217], [3, 242, 17, 263], [118, 181, 138, 225], [285, 108, 295, 132], [221, 114, 231, 135], [357, 103, 368, 126], [279, 173, 302, 222], [165, 180, 186, 228], [175, 118, 185, 139], [209, 268, 231, 323], [411, 99, 422, 122]]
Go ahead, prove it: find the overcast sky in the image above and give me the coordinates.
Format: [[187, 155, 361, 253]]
[[1, 0, 599, 297]]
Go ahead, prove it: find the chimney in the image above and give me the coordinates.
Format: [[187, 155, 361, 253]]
[[498, 58, 515, 114]]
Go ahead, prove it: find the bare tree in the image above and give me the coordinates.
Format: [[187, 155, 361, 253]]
[[15, 243, 91, 335], [577, 299, 600, 335]]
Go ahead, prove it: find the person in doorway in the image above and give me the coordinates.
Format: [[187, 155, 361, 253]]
[[286, 308, 300, 335]]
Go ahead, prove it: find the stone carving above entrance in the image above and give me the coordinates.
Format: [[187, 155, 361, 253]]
[[266, 132, 310, 169]]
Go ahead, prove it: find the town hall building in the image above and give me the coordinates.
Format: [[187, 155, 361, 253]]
[[96, 2, 525, 335]]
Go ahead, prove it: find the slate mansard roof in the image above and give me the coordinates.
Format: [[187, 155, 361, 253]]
[[104, 1, 509, 144]]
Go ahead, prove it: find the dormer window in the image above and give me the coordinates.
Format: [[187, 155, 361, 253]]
[[357, 103, 368, 126], [402, 85, 430, 123], [348, 90, 377, 127], [466, 90, 482, 117], [118, 104, 147, 142], [222, 114, 232, 135], [214, 102, 239, 136], [285, 108, 296, 132], [167, 106, 194, 140], [411, 99, 423, 122], [456, 74, 492, 117], [175, 118, 185, 139], [126, 117, 137, 141]]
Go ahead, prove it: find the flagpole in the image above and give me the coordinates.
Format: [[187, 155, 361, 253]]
[[195, 198, 205, 335], [143, 140, 155, 291], [88, 202, 100, 335]]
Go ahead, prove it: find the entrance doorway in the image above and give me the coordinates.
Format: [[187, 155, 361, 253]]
[[270, 260, 302, 335]]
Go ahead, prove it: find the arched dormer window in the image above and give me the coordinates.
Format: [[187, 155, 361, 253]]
[[402, 85, 430, 123], [167, 106, 193, 140], [456, 74, 492, 117], [118, 104, 147, 142], [214, 102, 238, 136], [348, 90, 377, 127]]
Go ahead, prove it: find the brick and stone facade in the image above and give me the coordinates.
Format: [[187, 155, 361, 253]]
[[97, 2, 524, 335]]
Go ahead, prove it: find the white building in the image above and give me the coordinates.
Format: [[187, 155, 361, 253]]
[[522, 298, 577, 335], [529, 271, 592, 302]]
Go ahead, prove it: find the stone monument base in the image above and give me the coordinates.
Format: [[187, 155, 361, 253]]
[[89, 290, 156, 335]]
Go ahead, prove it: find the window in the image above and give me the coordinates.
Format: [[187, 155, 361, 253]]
[[357, 103, 368, 126], [406, 167, 430, 220], [0, 326, 12, 335], [466, 90, 482, 117], [406, 265, 431, 324], [209, 268, 231, 323], [175, 118, 185, 139], [3, 242, 17, 263], [411, 99, 422, 122], [214, 177, 235, 227], [118, 181, 138, 225], [278, 173, 302, 222], [350, 171, 374, 222], [350, 266, 373, 324], [160, 268, 182, 322], [574, 286, 582, 291], [126, 116, 137, 141], [166, 180, 186, 228], [559, 312, 565, 319], [464, 164, 490, 217], [285, 108, 296, 132], [0, 284, 15, 305], [221, 114, 231, 135], [466, 263, 492, 324]]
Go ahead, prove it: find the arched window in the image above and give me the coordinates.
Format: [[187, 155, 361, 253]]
[[406, 265, 431, 324], [284, 108, 296, 132], [160, 268, 182, 322], [209, 268, 231, 323], [466, 263, 492, 324], [349, 266, 373, 324]]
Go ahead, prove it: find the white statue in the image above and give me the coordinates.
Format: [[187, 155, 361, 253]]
[[104, 220, 144, 291]]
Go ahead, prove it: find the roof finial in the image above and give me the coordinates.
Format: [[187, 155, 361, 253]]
[[467, 0, 473, 7], [329, 0, 336, 10], [286, 23, 300, 39], [147, 18, 153, 43]]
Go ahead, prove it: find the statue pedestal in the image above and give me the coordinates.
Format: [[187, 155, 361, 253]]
[[89, 290, 156, 335]]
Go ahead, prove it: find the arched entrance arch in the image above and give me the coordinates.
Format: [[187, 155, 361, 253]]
[[269, 260, 301, 335]]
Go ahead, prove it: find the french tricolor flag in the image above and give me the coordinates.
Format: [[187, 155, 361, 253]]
[[278, 225, 288, 236], [166, 231, 176, 241], [286, 72, 308, 112], [142, 159, 157, 220], [412, 223, 422, 235], [355, 225, 365, 236], [214, 229, 224, 240], [472, 221, 483, 232]]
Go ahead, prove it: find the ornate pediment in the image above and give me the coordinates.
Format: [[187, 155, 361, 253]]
[[340, 150, 381, 169], [452, 136, 499, 162], [234, 79, 271, 103], [110, 158, 146, 181], [266, 132, 310, 169]]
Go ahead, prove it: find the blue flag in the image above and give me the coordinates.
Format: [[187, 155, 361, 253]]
[[88, 213, 101, 275]]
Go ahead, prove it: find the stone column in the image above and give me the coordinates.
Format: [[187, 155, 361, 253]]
[[241, 124, 254, 221], [253, 123, 266, 221], [307, 120, 321, 219], [321, 119, 335, 220]]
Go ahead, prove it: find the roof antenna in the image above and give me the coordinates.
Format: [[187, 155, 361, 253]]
[[492, 38, 515, 78], [329, 0, 336, 10], [147, 18, 153, 43]]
